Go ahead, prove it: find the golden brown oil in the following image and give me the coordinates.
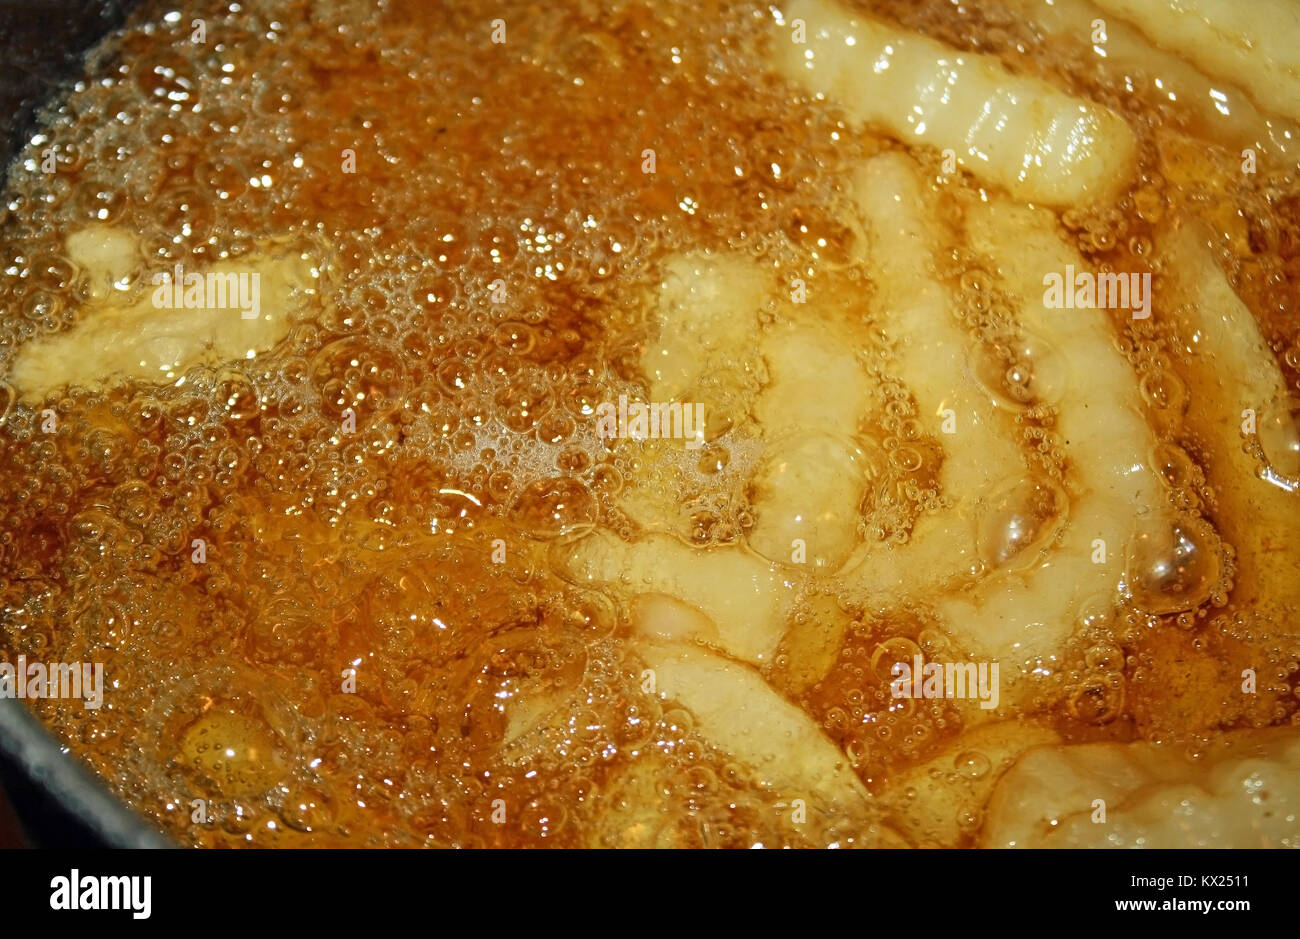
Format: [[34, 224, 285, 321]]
[[0, 0, 1296, 848]]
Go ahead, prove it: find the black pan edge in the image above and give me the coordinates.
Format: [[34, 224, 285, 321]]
[[1, 0, 169, 849], [0, 699, 172, 847]]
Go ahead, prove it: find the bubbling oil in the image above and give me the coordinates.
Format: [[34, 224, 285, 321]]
[[0, 0, 1296, 847]]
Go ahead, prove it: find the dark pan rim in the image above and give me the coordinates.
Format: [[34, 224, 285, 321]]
[[1, 0, 170, 848], [0, 697, 172, 847]]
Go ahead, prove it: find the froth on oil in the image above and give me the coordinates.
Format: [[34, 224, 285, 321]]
[[0, 0, 1297, 848]]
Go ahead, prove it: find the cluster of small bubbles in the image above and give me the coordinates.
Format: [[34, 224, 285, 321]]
[[865, 377, 944, 540], [1061, 202, 1130, 257], [1066, 669, 1126, 724], [0, 0, 1296, 848]]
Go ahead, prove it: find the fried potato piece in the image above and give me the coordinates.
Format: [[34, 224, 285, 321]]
[[641, 251, 771, 437], [941, 200, 1168, 667], [11, 226, 324, 400], [1092, 0, 1300, 125], [1001, 0, 1300, 163], [638, 639, 905, 845], [771, 0, 1136, 205], [562, 530, 794, 664], [749, 316, 875, 571], [842, 152, 1028, 602], [1158, 222, 1300, 618], [982, 728, 1300, 847]]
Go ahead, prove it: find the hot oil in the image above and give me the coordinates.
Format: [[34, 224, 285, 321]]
[[0, 0, 1296, 847]]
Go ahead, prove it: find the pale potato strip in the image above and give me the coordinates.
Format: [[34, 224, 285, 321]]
[[982, 727, 1300, 848], [638, 640, 874, 817], [771, 0, 1137, 205], [749, 317, 875, 571], [562, 530, 793, 664], [942, 199, 1166, 666], [841, 151, 1027, 601], [1092, 0, 1300, 125], [618, 251, 771, 534], [1158, 223, 1300, 615], [1000, 0, 1300, 163], [11, 228, 320, 400], [640, 251, 769, 429]]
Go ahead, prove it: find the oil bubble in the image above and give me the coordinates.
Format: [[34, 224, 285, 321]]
[[180, 710, 282, 798], [975, 476, 1067, 570], [1257, 395, 1300, 484], [512, 476, 597, 539], [1125, 514, 1221, 615], [954, 750, 990, 779], [747, 432, 877, 570], [1150, 440, 1196, 489], [968, 330, 1067, 411], [870, 636, 923, 684]]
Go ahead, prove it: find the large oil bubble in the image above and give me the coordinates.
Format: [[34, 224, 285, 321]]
[[747, 431, 879, 571], [975, 476, 1068, 571], [310, 335, 407, 420], [1124, 513, 1221, 616], [512, 476, 597, 540], [181, 709, 283, 798], [1257, 395, 1300, 489], [967, 330, 1067, 411]]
